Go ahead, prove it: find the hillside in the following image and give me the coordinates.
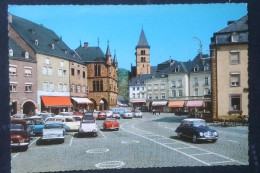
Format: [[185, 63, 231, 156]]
[[117, 68, 129, 103]]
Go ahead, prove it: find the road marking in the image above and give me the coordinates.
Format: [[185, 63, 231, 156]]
[[95, 161, 125, 169], [12, 153, 20, 158], [209, 160, 234, 164], [121, 140, 140, 144], [86, 148, 109, 153], [121, 119, 248, 166], [70, 133, 74, 146], [99, 129, 107, 139], [190, 152, 212, 156], [174, 147, 196, 150], [29, 137, 40, 146], [228, 140, 238, 143]]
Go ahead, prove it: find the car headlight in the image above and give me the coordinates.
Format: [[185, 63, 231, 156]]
[[199, 132, 204, 136], [92, 129, 97, 132], [213, 132, 218, 136]]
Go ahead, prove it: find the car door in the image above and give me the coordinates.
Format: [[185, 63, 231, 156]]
[[185, 121, 195, 138]]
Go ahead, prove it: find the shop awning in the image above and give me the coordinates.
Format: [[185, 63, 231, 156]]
[[186, 100, 204, 107], [131, 99, 146, 103], [168, 101, 185, 108], [71, 97, 93, 104], [41, 96, 73, 107], [152, 101, 168, 106]]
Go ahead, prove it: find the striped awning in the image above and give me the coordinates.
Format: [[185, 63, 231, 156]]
[[131, 99, 146, 103], [71, 97, 93, 104], [186, 100, 204, 107], [152, 101, 168, 106], [168, 101, 185, 108]]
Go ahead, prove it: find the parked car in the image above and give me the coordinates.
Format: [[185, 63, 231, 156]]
[[12, 114, 27, 119], [40, 121, 65, 144], [103, 118, 119, 131], [24, 116, 45, 136], [78, 116, 98, 137], [44, 117, 72, 132], [73, 115, 82, 122], [83, 111, 94, 118], [110, 108, 125, 116], [58, 112, 74, 116], [37, 112, 55, 120], [175, 109, 190, 116], [106, 111, 113, 118], [175, 118, 218, 143], [133, 110, 142, 118], [10, 119, 30, 151], [97, 111, 107, 120], [112, 112, 120, 119], [122, 110, 133, 119]]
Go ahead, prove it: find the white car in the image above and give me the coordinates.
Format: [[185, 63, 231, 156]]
[[45, 116, 80, 131], [40, 121, 65, 144], [133, 110, 142, 118], [122, 110, 133, 119], [78, 117, 98, 137], [58, 112, 74, 116], [106, 111, 113, 118], [112, 112, 121, 119]]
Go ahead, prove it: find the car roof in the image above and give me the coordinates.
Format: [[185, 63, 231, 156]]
[[182, 118, 205, 122], [82, 116, 95, 120], [105, 118, 116, 121], [45, 121, 63, 124]]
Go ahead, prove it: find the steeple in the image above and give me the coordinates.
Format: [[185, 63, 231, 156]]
[[113, 50, 118, 68], [106, 41, 111, 57], [136, 27, 150, 49]]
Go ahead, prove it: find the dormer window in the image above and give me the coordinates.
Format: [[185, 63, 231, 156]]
[[231, 32, 239, 42], [136, 80, 140, 84], [54, 39, 60, 44], [174, 66, 180, 72], [29, 29, 35, 34], [51, 44, 55, 50], [64, 49, 67, 54], [9, 49, 13, 57], [204, 64, 210, 71], [194, 66, 199, 72], [34, 39, 38, 45], [25, 52, 29, 59]]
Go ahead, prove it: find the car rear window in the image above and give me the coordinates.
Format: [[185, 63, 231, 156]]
[[192, 121, 207, 127], [82, 119, 95, 123], [10, 124, 24, 130], [44, 124, 63, 129]]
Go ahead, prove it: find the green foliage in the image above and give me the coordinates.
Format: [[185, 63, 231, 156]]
[[117, 68, 129, 103]]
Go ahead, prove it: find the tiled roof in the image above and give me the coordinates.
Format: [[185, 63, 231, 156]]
[[217, 15, 248, 33], [75, 46, 106, 63], [9, 14, 83, 64], [136, 28, 150, 48], [9, 38, 36, 63], [130, 66, 157, 86]]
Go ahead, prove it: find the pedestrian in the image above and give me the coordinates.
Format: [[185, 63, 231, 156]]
[[159, 110, 161, 115], [152, 109, 155, 115]]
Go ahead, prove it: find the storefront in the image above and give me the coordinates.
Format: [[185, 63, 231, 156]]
[[131, 99, 146, 109], [41, 96, 73, 114], [186, 100, 204, 117], [151, 101, 168, 112], [71, 97, 93, 112], [168, 101, 185, 113]]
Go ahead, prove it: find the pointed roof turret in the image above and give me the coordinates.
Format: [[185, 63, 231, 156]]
[[106, 41, 111, 57], [113, 50, 118, 63], [136, 27, 150, 49]]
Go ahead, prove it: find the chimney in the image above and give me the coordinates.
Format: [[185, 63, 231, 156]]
[[84, 42, 89, 49], [8, 13, 12, 23], [228, 21, 235, 25]]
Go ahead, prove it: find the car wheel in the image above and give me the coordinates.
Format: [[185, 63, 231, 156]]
[[93, 133, 98, 137], [211, 139, 217, 143], [192, 135, 198, 143], [61, 139, 65, 143], [177, 132, 182, 139], [115, 128, 119, 131]]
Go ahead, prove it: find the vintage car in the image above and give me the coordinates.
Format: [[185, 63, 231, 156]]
[[10, 119, 30, 151], [78, 116, 98, 137], [175, 109, 190, 116], [133, 110, 142, 118], [122, 110, 133, 119], [175, 118, 218, 143], [103, 118, 119, 131], [58, 112, 74, 116], [83, 111, 94, 118], [24, 116, 45, 136], [12, 113, 27, 119], [45, 116, 79, 131], [105, 111, 113, 118], [40, 121, 65, 144], [97, 111, 107, 120], [110, 108, 125, 116], [37, 112, 55, 120], [112, 112, 120, 119]]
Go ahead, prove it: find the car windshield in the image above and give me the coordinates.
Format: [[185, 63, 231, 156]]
[[135, 110, 141, 113], [192, 121, 207, 127], [106, 118, 116, 122], [84, 112, 93, 116], [126, 111, 131, 113], [82, 119, 95, 123], [44, 124, 63, 129], [10, 123, 24, 130]]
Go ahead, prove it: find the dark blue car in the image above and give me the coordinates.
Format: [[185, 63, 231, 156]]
[[175, 118, 218, 143]]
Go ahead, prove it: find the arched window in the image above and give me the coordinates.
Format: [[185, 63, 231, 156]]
[[25, 52, 29, 59]]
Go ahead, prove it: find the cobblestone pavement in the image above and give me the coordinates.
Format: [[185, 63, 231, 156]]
[[11, 112, 248, 172]]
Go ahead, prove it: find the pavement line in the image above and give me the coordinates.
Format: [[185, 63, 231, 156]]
[[99, 129, 107, 139], [190, 152, 212, 156], [162, 142, 177, 145], [12, 153, 20, 158], [209, 160, 234, 164], [29, 137, 40, 146], [70, 133, 74, 146], [228, 140, 238, 143], [174, 147, 196, 150]]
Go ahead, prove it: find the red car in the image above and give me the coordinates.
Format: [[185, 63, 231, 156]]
[[103, 118, 119, 131], [10, 119, 30, 151], [97, 111, 107, 120]]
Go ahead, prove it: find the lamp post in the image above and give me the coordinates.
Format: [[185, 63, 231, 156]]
[[193, 37, 203, 59]]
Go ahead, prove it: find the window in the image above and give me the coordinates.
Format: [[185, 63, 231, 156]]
[[148, 84, 152, 90], [60, 61, 64, 67], [24, 67, 32, 77], [82, 86, 86, 93], [171, 90, 176, 97], [194, 89, 199, 96], [133, 87, 135, 91], [43, 82, 48, 91], [94, 64, 101, 76], [194, 67, 199, 72], [230, 51, 240, 65], [71, 68, 75, 76], [25, 83, 32, 92], [9, 65, 17, 75], [45, 58, 50, 64], [63, 84, 67, 92], [48, 67, 52, 76], [58, 69, 62, 77], [154, 93, 159, 99], [83, 71, 86, 78], [141, 57, 146, 62], [161, 84, 165, 90], [154, 84, 158, 90], [77, 70, 80, 78], [141, 50, 145, 55], [194, 78, 198, 86], [204, 88, 210, 95], [49, 82, 53, 91], [137, 87, 140, 91], [178, 90, 183, 97], [177, 80, 182, 88], [10, 82, 17, 92], [230, 73, 240, 87], [148, 94, 152, 99], [42, 66, 47, 75], [204, 65, 210, 71], [171, 81, 176, 88], [174, 67, 179, 72], [9, 49, 13, 57], [25, 52, 29, 59], [77, 85, 81, 93], [205, 77, 209, 85], [71, 84, 75, 92], [142, 87, 144, 90], [231, 33, 239, 42], [63, 70, 67, 77], [141, 93, 145, 98], [132, 93, 135, 99], [230, 95, 241, 111], [161, 93, 166, 99], [58, 83, 63, 92], [93, 81, 103, 92]]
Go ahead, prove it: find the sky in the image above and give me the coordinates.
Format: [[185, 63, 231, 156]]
[[8, 4, 247, 71]]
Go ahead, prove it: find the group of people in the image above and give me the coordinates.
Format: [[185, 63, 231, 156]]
[[152, 109, 160, 115]]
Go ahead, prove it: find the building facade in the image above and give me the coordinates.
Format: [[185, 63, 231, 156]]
[[210, 15, 248, 118]]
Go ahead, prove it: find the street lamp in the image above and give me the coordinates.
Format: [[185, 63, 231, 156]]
[[193, 37, 202, 60]]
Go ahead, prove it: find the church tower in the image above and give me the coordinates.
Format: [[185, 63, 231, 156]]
[[135, 28, 151, 76]]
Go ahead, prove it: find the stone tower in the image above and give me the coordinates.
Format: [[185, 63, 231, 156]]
[[135, 28, 151, 76]]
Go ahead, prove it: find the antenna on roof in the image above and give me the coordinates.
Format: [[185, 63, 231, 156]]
[[98, 37, 100, 47], [80, 40, 82, 47]]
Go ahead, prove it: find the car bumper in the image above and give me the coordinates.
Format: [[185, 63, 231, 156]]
[[11, 143, 29, 147], [197, 136, 218, 141], [41, 136, 64, 141]]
